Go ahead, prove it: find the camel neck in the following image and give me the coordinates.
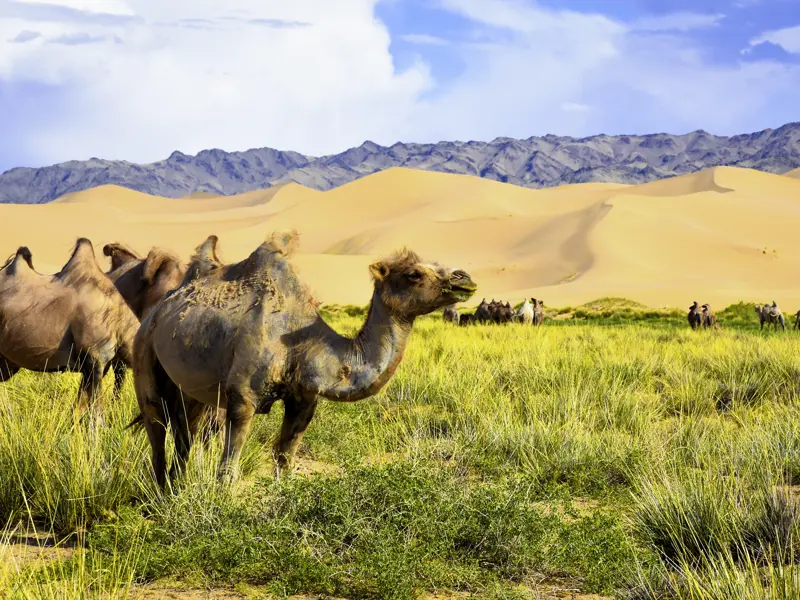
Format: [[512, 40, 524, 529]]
[[315, 289, 414, 401]]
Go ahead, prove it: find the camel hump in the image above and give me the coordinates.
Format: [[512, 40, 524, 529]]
[[1, 246, 36, 275], [54, 237, 112, 290], [266, 229, 300, 257], [142, 247, 180, 283]]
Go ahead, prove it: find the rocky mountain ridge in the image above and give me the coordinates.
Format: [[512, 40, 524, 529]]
[[1, 122, 799, 204]]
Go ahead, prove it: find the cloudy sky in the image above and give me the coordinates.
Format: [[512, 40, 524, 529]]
[[1, 0, 799, 171]]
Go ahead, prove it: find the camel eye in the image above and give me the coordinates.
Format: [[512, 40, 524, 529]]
[[406, 270, 423, 282]]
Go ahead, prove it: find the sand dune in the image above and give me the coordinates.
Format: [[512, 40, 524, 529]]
[[786, 168, 800, 179], [1, 165, 799, 309]]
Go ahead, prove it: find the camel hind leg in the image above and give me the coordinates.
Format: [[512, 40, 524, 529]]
[[133, 341, 171, 489]]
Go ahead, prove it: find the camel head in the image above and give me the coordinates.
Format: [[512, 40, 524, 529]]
[[103, 243, 141, 272], [368, 249, 477, 318]]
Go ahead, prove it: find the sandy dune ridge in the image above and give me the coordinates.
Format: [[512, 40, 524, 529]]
[[1, 166, 799, 309]]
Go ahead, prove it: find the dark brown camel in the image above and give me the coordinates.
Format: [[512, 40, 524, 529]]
[[0, 239, 139, 413], [688, 301, 702, 330], [131, 232, 477, 487]]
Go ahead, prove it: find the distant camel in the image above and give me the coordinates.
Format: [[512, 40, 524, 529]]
[[794, 310, 800, 330], [755, 302, 785, 331], [532, 298, 544, 326], [459, 313, 473, 326], [701, 304, 717, 329], [443, 306, 459, 324], [688, 301, 702, 330], [475, 299, 491, 324], [516, 298, 534, 325]]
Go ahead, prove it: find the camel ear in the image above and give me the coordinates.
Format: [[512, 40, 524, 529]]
[[142, 250, 171, 284], [103, 244, 114, 257], [369, 261, 390, 283]]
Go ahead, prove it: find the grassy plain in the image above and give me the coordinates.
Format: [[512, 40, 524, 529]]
[[2, 301, 800, 599]]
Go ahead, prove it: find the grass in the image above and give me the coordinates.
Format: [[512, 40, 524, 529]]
[[2, 300, 800, 598]]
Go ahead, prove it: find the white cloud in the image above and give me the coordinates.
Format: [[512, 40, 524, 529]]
[[14, 0, 135, 16], [400, 33, 448, 46], [751, 25, 800, 54], [631, 12, 725, 32], [0, 0, 432, 164]]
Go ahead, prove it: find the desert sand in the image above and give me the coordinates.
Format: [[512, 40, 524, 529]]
[[1, 166, 799, 309]]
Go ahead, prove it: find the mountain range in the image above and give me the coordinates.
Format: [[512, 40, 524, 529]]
[[1, 122, 799, 204]]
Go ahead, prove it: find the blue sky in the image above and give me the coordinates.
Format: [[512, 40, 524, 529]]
[[1, 0, 799, 171]]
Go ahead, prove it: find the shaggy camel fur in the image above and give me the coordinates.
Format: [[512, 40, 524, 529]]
[[103, 242, 187, 396], [0, 239, 139, 412], [755, 302, 785, 331], [132, 232, 477, 487], [701, 304, 717, 329], [688, 301, 702, 330]]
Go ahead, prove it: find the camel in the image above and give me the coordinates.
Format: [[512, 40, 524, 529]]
[[688, 301, 702, 330], [474, 299, 491, 324], [532, 298, 544, 326], [0, 239, 139, 413], [755, 302, 785, 331], [131, 232, 477, 487], [516, 298, 534, 325], [701, 304, 717, 329], [459, 313, 473, 326], [103, 243, 187, 396], [443, 306, 459, 324], [794, 310, 800, 331]]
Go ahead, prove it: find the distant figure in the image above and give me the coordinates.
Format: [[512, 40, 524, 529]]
[[516, 298, 534, 325], [701, 304, 717, 329], [794, 310, 800, 330], [443, 306, 459, 324], [688, 301, 702, 330], [755, 301, 785, 331], [459, 313, 473, 326]]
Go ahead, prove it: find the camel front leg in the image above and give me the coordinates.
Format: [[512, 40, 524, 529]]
[[77, 359, 105, 416], [111, 360, 128, 400], [217, 387, 257, 483], [274, 393, 318, 476]]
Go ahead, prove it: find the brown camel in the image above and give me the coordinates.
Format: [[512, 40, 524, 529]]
[[688, 301, 702, 330], [701, 303, 717, 329], [0, 239, 139, 413], [459, 313, 474, 326], [475, 298, 491, 323], [794, 310, 800, 330], [755, 302, 785, 331], [131, 232, 477, 487], [103, 242, 187, 396], [532, 298, 544, 326]]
